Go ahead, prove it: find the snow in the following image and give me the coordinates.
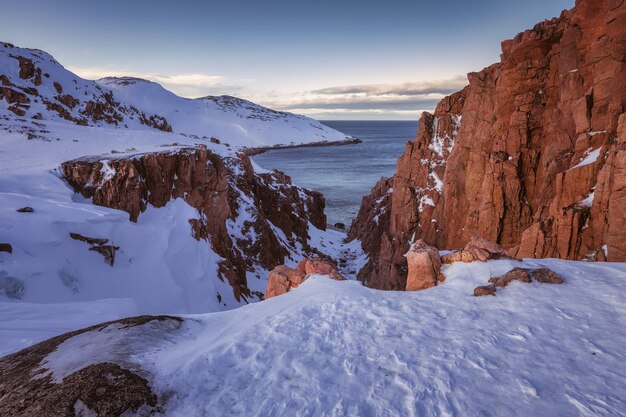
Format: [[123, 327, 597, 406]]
[[98, 77, 350, 148], [0, 43, 350, 149], [572, 147, 601, 169], [0, 298, 138, 357], [21, 258, 626, 417], [579, 191, 595, 207], [0, 42, 354, 324]]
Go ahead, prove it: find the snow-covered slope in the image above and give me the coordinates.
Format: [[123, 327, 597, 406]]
[[0, 41, 361, 320], [0, 41, 351, 147], [99, 77, 349, 147], [1, 259, 625, 416]]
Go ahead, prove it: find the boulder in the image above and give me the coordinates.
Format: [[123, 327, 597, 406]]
[[474, 285, 497, 296], [531, 268, 564, 284], [265, 265, 306, 299], [0, 243, 12, 254], [441, 238, 507, 264], [488, 267, 564, 289], [296, 257, 345, 281], [16, 207, 34, 213], [489, 268, 532, 287], [70, 233, 119, 266], [406, 240, 441, 291]]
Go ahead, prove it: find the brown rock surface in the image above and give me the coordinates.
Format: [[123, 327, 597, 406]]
[[0, 243, 12, 253], [0, 315, 181, 417], [296, 257, 345, 281], [265, 265, 307, 299], [531, 268, 565, 284], [474, 285, 497, 297], [489, 268, 533, 287], [406, 240, 441, 291], [266, 257, 345, 299], [350, 0, 626, 289], [441, 238, 508, 264], [62, 148, 327, 302]]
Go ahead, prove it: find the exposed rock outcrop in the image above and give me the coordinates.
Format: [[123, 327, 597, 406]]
[[489, 267, 564, 288], [489, 268, 533, 287], [1, 43, 171, 131], [441, 238, 508, 264], [0, 243, 12, 254], [350, 0, 626, 289], [70, 232, 119, 266], [0, 315, 181, 417], [62, 148, 327, 302], [406, 240, 441, 291], [266, 265, 307, 299], [265, 257, 345, 299], [474, 285, 497, 297], [296, 257, 345, 281]]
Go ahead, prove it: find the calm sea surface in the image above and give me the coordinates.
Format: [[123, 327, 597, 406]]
[[252, 120, 418, 227]]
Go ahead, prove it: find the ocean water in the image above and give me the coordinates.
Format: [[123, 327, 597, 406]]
[[252, 120, 418, 227]]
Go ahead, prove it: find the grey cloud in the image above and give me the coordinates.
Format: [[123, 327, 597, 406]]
[[281, 97, 442, 111], [310, 76, 467, 97]]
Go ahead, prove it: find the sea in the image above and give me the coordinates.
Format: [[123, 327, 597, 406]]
[[251, 120, 418, 227]]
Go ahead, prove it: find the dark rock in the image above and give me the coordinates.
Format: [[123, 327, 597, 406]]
[[474, 285, 497, 296], [489, 268, 533, 287], [16, 207, 34, 213], [531, 268, 565, 284], [70, 232, 108, 246], [0, 316, 182, 417], [0, 243, 12, 253]]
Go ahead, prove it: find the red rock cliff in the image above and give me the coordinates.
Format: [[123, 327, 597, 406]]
[[62, 147, 327, 301], [350, 0, 626, 289]]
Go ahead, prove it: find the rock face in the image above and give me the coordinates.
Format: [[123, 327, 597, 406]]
[[265, 257, 345, 299], [350, 0, 626, 289], [405, 240, 441, 291], [0, 315, 180, 417], [62, 147, 327, 302]]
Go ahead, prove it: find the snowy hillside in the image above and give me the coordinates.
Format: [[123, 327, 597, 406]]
[[1, 258, 625, 416], [0, 41, 362, 322], [0, 42, 351, 148], [99, 77, 350, 148]]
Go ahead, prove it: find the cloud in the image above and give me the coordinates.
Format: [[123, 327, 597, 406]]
[[68, 66, 242, 97], [68, 66, 467, 119], [311, 77, 467, 97], [257, 76, 467, 118]]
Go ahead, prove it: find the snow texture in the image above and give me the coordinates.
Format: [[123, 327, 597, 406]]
[[19, 259, 626, 417], [0, 42, 360, 343]]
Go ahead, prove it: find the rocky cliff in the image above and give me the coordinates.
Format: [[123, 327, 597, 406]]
[[62, 147, 327, 302], [350, 0, 626, 289]]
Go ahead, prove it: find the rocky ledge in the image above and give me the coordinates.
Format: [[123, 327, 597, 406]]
[[61, 146, 328, 302]]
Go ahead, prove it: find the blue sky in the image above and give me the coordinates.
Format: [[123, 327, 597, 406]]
[[2, 0, 573, 119]]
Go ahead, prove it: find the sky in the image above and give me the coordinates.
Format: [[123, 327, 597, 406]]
[[1, 0, 573, 120]]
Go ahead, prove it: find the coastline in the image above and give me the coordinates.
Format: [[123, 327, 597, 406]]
[[243, 137, 363, 156]]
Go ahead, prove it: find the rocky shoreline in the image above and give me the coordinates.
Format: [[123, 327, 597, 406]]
[[243, 137, 363, 156]]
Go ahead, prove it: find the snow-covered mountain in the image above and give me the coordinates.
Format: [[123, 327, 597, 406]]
[[0, 42, 351, 147], [98, 76, 348, 148], [0, 41, 362, 318]]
